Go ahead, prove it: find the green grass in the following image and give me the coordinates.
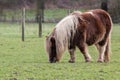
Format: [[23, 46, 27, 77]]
[[0, 22, 120, 80]]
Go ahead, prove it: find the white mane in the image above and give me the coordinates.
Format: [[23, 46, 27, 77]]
[[54, 15, 79, 57]]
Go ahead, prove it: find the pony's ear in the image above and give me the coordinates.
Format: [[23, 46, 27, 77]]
[[46, 33, 50, 38], [45, 36, 49, 40], [46, 35, 48, 38]]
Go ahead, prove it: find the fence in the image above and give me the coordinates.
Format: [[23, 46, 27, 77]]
[[0, 9, 36, 23], [0, 0, 120, 23]]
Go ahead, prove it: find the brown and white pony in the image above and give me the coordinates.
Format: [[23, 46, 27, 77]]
[[45, 9, 112, 63]]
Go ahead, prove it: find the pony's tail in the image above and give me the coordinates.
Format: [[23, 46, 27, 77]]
[[104, 11, 112, 62], [104, 36, 111, 62]]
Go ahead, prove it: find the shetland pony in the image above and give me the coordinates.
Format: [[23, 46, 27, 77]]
[[45, 9, 112, 63]]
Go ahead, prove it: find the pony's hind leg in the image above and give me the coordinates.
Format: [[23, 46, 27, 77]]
[[68, 49, 75, 63], [96, 37, 110, 62], [95, 43, 107, 62], [104, 38, 110, 62]]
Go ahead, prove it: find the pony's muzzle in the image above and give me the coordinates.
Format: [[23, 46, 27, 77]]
[[49, 57, 57, 63]]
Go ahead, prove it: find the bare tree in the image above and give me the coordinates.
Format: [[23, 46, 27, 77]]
[[101, 0, 108, 11], [36, 0, 44, 22]]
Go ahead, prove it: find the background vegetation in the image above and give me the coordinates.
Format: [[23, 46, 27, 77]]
[[0, 0, 120, 23]]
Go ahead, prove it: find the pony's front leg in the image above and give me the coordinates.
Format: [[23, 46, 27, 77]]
[[77, 43, 92, 62], [68, 49, 75, 63]]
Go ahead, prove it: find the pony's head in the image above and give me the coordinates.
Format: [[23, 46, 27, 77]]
[[45, 32, 58, 63]]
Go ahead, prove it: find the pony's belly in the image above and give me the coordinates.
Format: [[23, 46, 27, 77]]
[[86, 35, 104, 46], [86, 40, 96, 46]]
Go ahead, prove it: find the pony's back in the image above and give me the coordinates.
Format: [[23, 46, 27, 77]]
[[79, 9, 112, 45]]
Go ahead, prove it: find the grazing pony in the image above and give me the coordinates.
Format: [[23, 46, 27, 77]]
[[45, 9, 112, 63]]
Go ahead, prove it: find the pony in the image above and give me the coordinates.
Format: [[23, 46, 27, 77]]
[[45, 9, 112, 63]]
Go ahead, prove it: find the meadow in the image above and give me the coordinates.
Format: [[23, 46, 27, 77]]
[[0, 22, 120, 80]]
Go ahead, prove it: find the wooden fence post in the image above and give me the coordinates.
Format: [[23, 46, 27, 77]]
[[22, 8, 25, 41]]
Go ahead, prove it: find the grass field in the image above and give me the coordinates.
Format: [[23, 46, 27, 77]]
[[0, 22, 120, 80]]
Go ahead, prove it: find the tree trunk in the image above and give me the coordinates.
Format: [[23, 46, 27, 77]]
[[37, 0, 44, 37], [101, 0, 108, 11], [36, 0, 44, 22]]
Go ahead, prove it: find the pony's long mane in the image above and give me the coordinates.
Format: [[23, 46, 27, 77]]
[[54, 15, 79, 58]]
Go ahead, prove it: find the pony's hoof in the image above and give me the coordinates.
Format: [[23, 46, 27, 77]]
[[68, 60, 75, 63], [104, 59, 109, 63], [85, 59, 91, 62], [97, 60, 104, 63], [85, 60, 91, 62]]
